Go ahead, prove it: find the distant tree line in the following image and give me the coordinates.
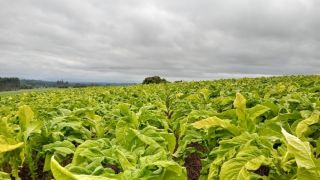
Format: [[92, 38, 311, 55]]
[[0, 77, 20, 91], [56, 80, 69, 88], [1, 75, 172, 91], [0, 77, 132, 92], [0, 77, 74, 91], [20, 79, 71, 89]]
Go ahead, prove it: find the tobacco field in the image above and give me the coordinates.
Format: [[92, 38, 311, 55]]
[[1, 75, 320, 180]]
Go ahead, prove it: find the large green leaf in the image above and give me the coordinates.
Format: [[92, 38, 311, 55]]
[[219, 155, 267, 180], [281, 128, 316, 169], [295, 112, 319, 138], [43, 140, 75, 169], [297, 167, 320, 180], [233, 93, 256, 132], [18, 105, 34, 131], [191, 116, 240, 135], [139, 161, 187, 180], [51, 156, 78, 180], [118, 103, 138, 127], [219, 158, 250, 180], [51, 156, 116, 180], [159, 132, 176, 154], [234, 92, 246, 122], [0, 171, 11, 180], [130, 128, 161, 149], [247, 104, 270, 121], [281, 128, 320, 179], [0, 136, 24, 153], [71, 138, 111, 165], [115, 120, 134, 147], [115, 149, 135, 170], [0, 117, 11, 137], [24, 121, 43, 142]]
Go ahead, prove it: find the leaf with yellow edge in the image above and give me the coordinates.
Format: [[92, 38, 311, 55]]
[[0, 142, 24, 153], [0, 136, 24, 153], [50, 156, 116, 180]]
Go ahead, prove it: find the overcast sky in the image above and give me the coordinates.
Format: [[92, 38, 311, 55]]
[[0, 0, 319, 82]]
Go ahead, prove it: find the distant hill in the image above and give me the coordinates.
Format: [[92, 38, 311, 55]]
[[20, 79, 57, 88], [21, 79, 136, 88], [0, 77, 136, 91]]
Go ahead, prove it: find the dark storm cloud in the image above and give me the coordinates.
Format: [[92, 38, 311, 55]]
[[0, 0, 319, 82]]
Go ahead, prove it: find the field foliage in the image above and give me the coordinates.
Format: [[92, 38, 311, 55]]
[[1, 75, 320, 180]]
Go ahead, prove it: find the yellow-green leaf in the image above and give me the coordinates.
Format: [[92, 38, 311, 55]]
[[192, 116, 240, 135], [115, 149, 135, 170], [234, 92, 246, 107], [281, 128, 315, 169], [50, 156, 77, 180], [0, 137, 24, 153], [18, 105, 34, 131], [296, 113, 319, 138], [244, 155, 266, 171], [219, 158, 250, 180], [234, 93, 248, 130], [51, 156, 115, 180], [0, 171, 11, 180]]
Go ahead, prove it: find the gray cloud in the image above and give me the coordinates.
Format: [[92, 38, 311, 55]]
[[0, 0, 319, 82]]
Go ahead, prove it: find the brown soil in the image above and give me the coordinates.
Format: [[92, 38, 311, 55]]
[[18, 164, 31, 180], [36, 158, 52, 180], [184, 153, 201, 180], [184, 142, 206, 180], [61, 154, 73, 166], [187, 142, 208, 153], [173, 133, 179, 153], [254, 165, 269, 176], [18, 158, 51, 180], [106, 164, 120, 174], [165, 110, 173, 119], [102, 162, 121, 174]]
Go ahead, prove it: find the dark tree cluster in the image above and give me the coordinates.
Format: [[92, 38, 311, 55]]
[[0, 77, 20, 91], [142, 76, 168, 84], [0, 77, 111, 91], [56, 80, 69, 88]]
